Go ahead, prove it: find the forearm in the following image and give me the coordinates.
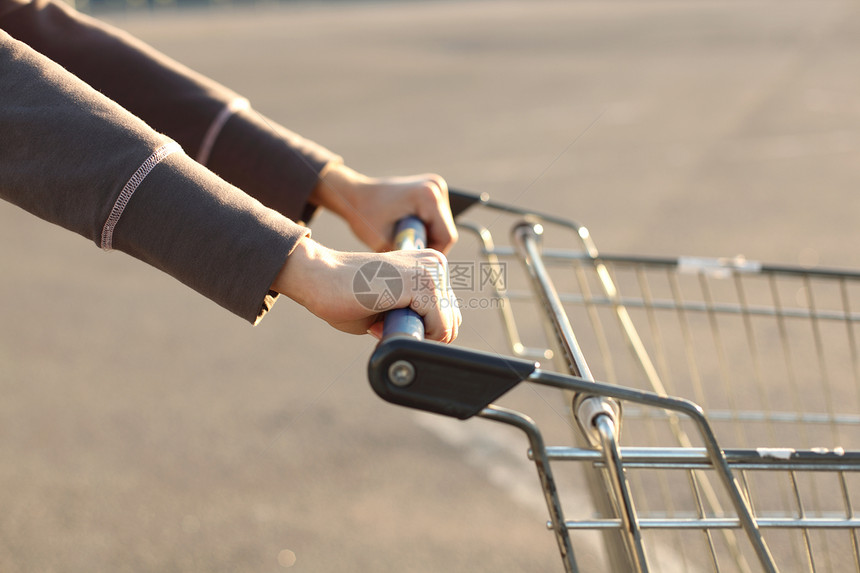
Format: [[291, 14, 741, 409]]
[[0, 0, 341, 223], [0, 30, 307, 323], [0, 0, 231, 155]]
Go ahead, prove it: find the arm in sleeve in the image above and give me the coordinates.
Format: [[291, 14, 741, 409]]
[[0, 29, 308, 324], [0, 0, 341, 223]]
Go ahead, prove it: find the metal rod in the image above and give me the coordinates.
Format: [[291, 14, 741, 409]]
[[537, 445, 860, 471], [457, 222, 551, 361], [497, 289, 860, 324], [512, 222, 594, 381], [561, 517, 860, 530], [511, 220, 634, 572], [524, 368, 781, 572], [595, 414, 650, 572], [477, 405, 579, 573], [482, 247, 860, 282]]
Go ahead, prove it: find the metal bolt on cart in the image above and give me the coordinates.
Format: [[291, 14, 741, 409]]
[[368, 190, 860, 572]]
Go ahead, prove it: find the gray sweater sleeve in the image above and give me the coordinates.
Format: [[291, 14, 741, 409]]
[[0, 0, 342, 223], [0, 29, 309, 323]]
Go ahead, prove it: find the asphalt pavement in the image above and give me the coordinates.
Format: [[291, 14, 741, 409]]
[[2, 1, 860, 571]]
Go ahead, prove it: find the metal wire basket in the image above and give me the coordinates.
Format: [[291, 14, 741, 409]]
[[368, 190, 860, 573]]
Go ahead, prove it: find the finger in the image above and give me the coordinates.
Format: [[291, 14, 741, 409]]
[[407, 291, 442, 342], [367, 321, 384, 340], [417, 175, 458, 254], [429, 177, 457, 254], [443, 255, 461, 343], [404, 250, 446, 342], [437, 258, 457, 344], [447, 277, 460, 343], [426, 296, 455, 343], [433, 252, 459, 343], [440, 251, 461, 343]]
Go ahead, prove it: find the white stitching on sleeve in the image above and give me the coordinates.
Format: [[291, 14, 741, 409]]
[[196, 97, 250, 166], [100, 141, 182, 251]]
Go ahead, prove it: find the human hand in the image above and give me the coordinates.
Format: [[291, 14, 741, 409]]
[[310, 164, 458, 254], [272, 237, 461, 342]]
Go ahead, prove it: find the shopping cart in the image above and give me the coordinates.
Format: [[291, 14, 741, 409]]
[[367, 190, 860, 573]]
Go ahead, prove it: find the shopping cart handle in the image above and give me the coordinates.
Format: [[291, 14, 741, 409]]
[[382, 216, 427, 341], [369, 336, 537, 419], [372, 212, 536, 418]]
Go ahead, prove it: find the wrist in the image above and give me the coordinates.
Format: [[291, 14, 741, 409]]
[[310, 163, 368, 224], [271, 236, 333, 310]]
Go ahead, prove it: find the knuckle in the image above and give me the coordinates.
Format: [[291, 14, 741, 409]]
[[424, 248, 448, 264], [421, 174, 447, 199], [428, 174, 448, 192]]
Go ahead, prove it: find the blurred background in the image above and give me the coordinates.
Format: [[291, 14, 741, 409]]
[[2, 1, 860, 571]]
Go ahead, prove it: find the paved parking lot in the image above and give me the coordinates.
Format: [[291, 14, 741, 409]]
[[2, 1, 859, 571]]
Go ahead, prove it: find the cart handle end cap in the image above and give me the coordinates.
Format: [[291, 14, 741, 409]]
[[369, 337, 537, 419]]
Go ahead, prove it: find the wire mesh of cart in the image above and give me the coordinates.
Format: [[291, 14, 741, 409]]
[[367, 190, 860, 573]]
